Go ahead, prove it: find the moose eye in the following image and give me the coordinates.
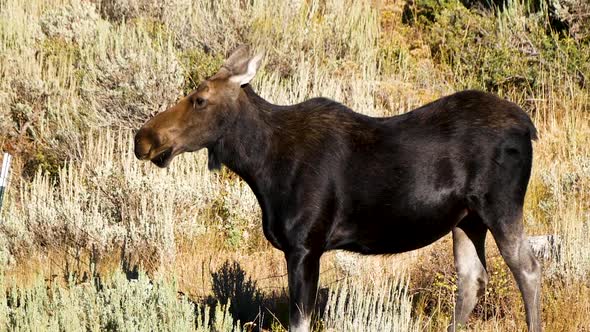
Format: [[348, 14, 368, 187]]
[[194, 97, 207, 108]]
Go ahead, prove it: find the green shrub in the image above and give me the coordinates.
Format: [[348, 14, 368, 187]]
[[0, 269, 241, 331], [417, 0, 590, 96], [179, 48, 224, 93], [402, 0, 458, 25], [40, 1, 102, 45], [79, 24, 184, 127]]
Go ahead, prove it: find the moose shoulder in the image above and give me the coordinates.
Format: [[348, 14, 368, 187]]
[[135, 46, 541, 332]]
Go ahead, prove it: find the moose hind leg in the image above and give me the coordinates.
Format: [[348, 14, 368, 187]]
[[448, 213, 488, 332], [469, 134, 541, 331], [489, 216, 542, 332]]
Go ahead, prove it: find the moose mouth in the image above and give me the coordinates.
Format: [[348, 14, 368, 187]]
[[151, 147, 174, 168]]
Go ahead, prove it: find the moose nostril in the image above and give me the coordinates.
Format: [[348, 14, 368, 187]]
[[134, 142, 148, 160], [134, 130, 152, 160]]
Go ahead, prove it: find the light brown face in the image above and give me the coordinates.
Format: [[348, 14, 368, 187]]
[[134, 76, 238, 167], [134, 46, 262, 168]]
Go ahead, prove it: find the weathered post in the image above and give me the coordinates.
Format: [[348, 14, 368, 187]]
[[0, 153, 12, 212]]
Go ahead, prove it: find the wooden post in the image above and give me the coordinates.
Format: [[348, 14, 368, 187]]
[[0, 152, 12, 211]]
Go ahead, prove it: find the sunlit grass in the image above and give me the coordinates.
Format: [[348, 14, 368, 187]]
[[0, 0, 589, 330]]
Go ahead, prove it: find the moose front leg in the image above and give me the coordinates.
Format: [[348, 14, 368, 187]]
[[286, 249, 321, 332]]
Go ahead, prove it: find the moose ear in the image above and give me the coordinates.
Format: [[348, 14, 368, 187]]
[[224, 46, 263, 86]]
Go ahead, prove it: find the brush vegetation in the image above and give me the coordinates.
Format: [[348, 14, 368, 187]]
[[0, 0, 589, 330]]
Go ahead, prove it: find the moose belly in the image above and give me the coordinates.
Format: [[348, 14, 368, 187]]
[[326, 205, 468, 255]]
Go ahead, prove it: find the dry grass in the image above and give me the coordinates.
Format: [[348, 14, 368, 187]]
[[0, 0, 589, 330]]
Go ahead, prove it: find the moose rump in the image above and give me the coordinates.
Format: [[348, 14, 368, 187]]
[[134, 46, 541, 332]]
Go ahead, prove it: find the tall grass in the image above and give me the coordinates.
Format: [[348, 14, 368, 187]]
[[0, 131, 261, 270], [323, 276, 421, 332]]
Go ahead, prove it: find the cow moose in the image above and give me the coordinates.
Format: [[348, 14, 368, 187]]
[[134, 46, 541, 332]]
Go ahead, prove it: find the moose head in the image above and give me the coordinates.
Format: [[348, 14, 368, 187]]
[[134, 46, 262, 168]]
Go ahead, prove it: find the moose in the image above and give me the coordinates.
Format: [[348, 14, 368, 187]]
[[135, 46, 541, 332]]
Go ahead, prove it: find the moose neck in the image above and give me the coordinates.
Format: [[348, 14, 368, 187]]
[[208, 85, 276, 186]]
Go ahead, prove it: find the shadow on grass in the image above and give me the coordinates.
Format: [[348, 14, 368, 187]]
[[202, 260, 329, 331]]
